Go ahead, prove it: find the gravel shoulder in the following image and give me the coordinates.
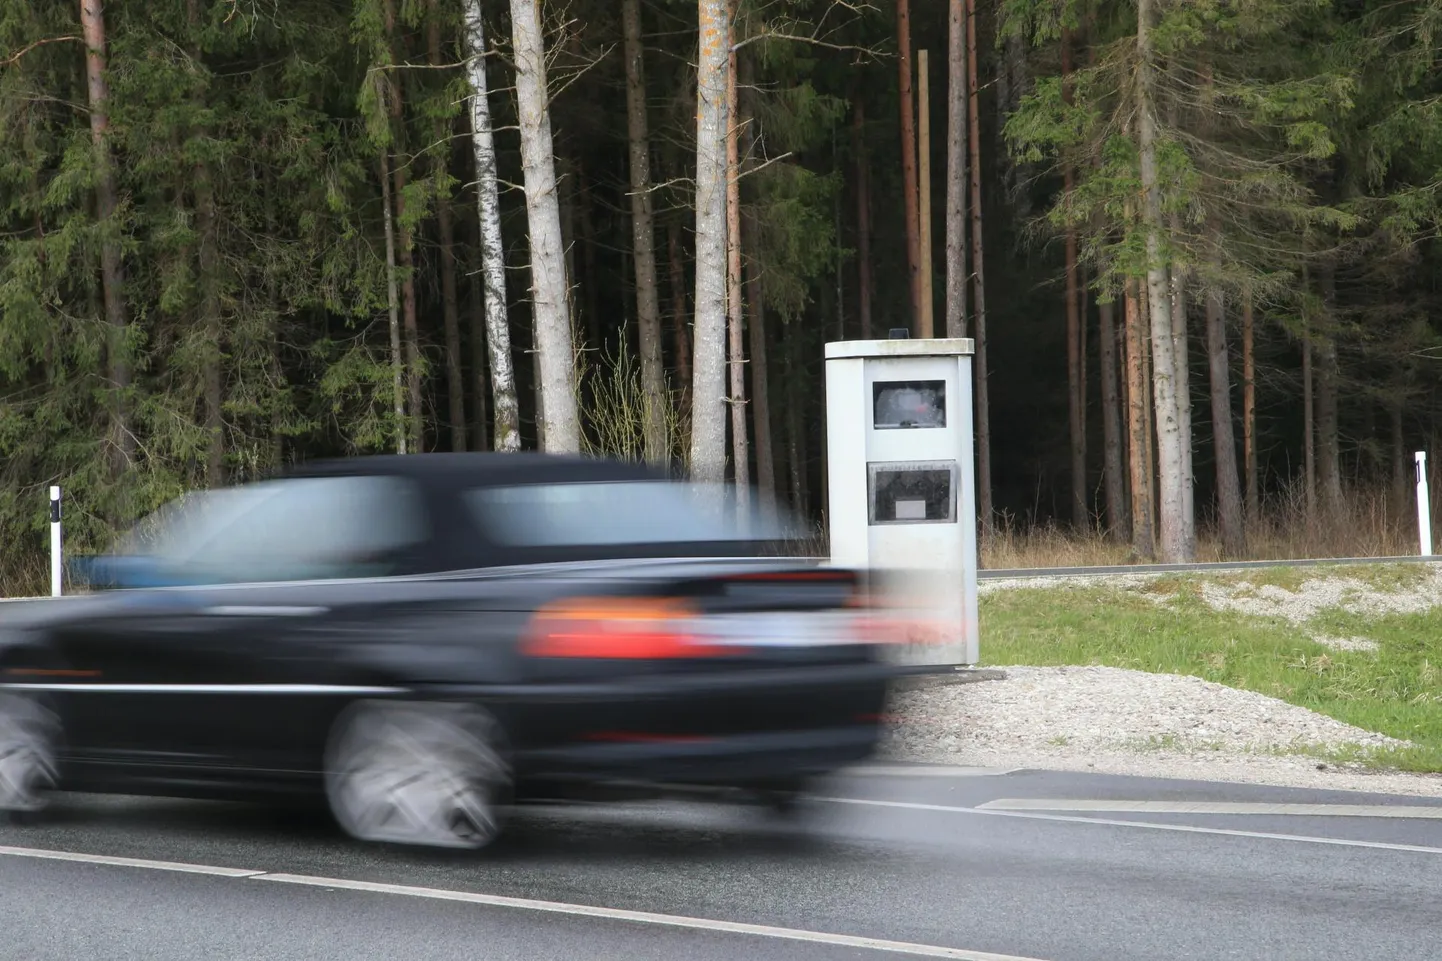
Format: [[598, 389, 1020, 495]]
[[883, 665, 1442, 797], [883, 567, 1442, 797]]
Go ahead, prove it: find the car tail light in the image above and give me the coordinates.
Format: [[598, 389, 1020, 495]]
[[522, 597, 735, 660]]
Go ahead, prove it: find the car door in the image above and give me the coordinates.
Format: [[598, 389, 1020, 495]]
[[52, 473, 432, 787]]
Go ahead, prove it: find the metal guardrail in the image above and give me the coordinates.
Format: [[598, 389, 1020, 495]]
[[979, 555, 1442, 580]]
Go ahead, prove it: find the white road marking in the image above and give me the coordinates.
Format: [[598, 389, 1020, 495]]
[[257, 873, 1047, 960], [814, 797, 1442, 856], [0, 843, 1048, 960], [0, 844, 263, 877], [977, 799, 1442, 819], [846, 765, 1019, 778]]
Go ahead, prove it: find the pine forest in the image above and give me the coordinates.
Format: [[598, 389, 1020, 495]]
[[3, 0, 1442, 590]]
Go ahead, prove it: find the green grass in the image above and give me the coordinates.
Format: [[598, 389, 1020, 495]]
[[978, 574, 1442, 774]]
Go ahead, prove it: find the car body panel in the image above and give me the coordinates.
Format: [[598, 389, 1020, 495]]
[[1, 454, 897, 805]]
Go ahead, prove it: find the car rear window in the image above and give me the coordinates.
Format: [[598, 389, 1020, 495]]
[[464, 480, 795, 550]]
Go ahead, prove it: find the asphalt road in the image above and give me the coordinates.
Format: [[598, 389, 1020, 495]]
[[2, 765, 1441, 961]]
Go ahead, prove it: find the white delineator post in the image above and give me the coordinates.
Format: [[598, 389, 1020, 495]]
[[50, 485, 63, 597], [1416, 452, 1432, 557]]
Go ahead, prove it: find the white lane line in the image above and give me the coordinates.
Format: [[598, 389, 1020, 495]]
[[255, 873, 1044, 960], [813, 797, 1442, 856], [977, 799, 1442, 818], [847, 765, 1019, 779], [0, 842, 1048, 960], [0, 844, 263, 877]]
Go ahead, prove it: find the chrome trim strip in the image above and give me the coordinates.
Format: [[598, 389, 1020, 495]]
[[200, 606, 330, 617], [0, 684, 405, 694]]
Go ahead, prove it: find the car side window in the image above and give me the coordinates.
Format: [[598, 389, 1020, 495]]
[[157, 475, 429, 583]]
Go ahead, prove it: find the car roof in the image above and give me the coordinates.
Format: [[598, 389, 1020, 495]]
[[278, 452, 666, 490]]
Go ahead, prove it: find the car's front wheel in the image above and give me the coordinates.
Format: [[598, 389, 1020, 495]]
[[323, 700, 511, 850], [0, 692, 60, 819]]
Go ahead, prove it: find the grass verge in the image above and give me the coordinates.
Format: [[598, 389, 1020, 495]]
[[978, 573, 1442, 774]]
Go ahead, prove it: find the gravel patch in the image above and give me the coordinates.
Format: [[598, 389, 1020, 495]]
[[1198, 570, 1442, 624], [1311, 634, 1381, 653], [884, 665, 1442, 797]]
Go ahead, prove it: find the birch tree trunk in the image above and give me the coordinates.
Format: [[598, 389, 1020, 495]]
[[726, 22, 749, 499], [80, 0, 133, 473], [691, 0, 731, 484], [461, 0, 520, 451], [1137, 0, 1191, 563], [1099, 298, 1128, 539], [621, 0, 669, 464], [1205, 267, 1246, 557], [429, 0, 467, 451], [943, 0, 968, 340], [896, 0, 922, 331], [509, 0, 580, 453], [379, 153, 408, 455]]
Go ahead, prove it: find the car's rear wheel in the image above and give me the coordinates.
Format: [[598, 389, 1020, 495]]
[[0, 693, 60, 818], [324, 700, 511, 850]]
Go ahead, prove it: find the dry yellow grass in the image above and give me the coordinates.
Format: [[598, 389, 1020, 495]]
[[982, 481, 1418, 569]]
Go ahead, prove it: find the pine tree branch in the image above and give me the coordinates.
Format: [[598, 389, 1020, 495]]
[[0, 35, 81, 68]]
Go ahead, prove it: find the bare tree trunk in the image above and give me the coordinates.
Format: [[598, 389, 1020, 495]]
[[896, 0, 922, 332], [1171, 268, 1196, 557], [1316, 266, 1343, 518], [1062, 29, 1084, 529], [965, 0, 991, 532], [783, 317, 806, 514], [380, 0, 424, 452], [379, 153, 408, 454], [853, 94, 875, 339], [1099, 298, 1128, 540], [621, 0, 669, 463], [80, 0, 132, 473], [461, 0, 520, 451], [943, 0, 968, 340], [917, 49, 934, 338], [577, 164, 602, 353], [429, 0, 467, 451], [1124, 278, 1155, 558], [745, 210, 775, 504], [468, 256, 490, 452], [1205, 264, 1245, 557], [188, 0, 224, 486], [726, 20, 749, 497], [510, 0, 580, 452], [668, 220, 692, 396], [1303, 329, 1315, 518], [1242, 287, 1258, 518], [1391, 401, 1407, 528], [1137, 0, 1191, 562], [691, 0, 731, 483]]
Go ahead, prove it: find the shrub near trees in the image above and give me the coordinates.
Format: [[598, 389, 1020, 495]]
[[1, 1, 1441, 589]]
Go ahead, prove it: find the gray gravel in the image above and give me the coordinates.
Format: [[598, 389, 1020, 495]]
[[887, 570, 1442, 798], [883, 665, 1442, 797]]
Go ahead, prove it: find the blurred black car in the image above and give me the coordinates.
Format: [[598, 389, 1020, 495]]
[[0, 454, 898, 849]]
